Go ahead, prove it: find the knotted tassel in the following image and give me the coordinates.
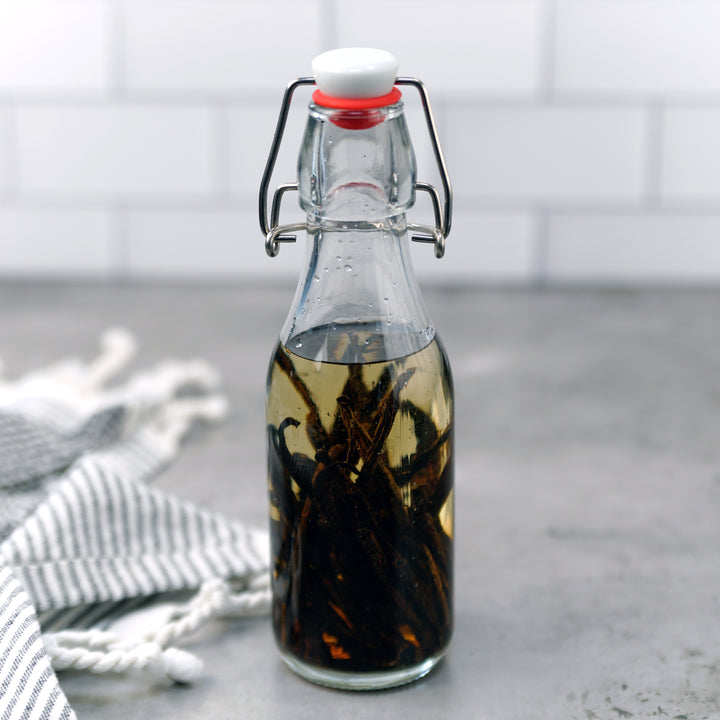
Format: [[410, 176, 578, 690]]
[[43, 629, 204, 685]]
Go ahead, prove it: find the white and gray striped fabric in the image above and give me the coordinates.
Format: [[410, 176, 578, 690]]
[[0, 560, 74, 720], [0, 330, 270, 719]]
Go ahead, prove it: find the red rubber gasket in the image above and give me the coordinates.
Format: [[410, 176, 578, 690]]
[[312, 87, 402, 110], [311, 87, 402, 129]]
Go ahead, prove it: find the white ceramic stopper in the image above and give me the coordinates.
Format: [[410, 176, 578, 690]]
[[312, 48, 399, 99]]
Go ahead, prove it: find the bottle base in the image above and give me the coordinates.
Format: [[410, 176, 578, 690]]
[[278, 649, 446, 691]]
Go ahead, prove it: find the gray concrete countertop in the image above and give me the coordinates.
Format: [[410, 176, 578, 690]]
[[1, 283, 719, 719]]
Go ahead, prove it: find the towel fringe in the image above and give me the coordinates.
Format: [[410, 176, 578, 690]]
[[81, 328, 138, 393], [43, 577, 270, 685], [149, 577, 271, 649], [43, 630, 204, 684], [144, 395, 229, 453]]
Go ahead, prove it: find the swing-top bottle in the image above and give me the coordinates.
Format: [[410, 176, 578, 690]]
[[262, 48, 454, 690]]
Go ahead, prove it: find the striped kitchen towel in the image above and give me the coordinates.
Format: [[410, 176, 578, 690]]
[[0, 330, 270, 719]]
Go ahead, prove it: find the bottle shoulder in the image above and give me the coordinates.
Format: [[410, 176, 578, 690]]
[[279, 222, 435, 362]]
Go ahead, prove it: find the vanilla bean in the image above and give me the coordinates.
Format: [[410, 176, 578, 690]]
[[272, 345, 328, 449]]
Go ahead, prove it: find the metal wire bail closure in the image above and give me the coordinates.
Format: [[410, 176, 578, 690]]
[[258, 77, 453, 259]]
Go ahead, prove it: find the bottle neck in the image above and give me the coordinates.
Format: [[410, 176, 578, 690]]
[[281, 99, 433, 364], [298, 100, 416, 223]]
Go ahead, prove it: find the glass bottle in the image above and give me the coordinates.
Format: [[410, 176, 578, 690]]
[[262, 49, 453, 691]]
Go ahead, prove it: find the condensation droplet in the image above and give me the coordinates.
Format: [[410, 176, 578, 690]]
[[344, 264, 352, 273], [313, 275, 320, 282]]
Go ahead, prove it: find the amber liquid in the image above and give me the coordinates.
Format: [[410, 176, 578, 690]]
[[266, 324, 453, 674]]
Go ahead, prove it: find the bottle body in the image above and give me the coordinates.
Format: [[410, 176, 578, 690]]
[[265, 95, 453, 689], [266, 320, 453, 687]]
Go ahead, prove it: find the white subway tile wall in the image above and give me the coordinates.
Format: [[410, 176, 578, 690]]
[[0, 2, 111, 93], [445, 106, 647, 201], [337, 0, 543, 96], [16, 105, 214, 197], [123, 1, 323, 93], [126, 208, 300, 278], [661, 109, 720, 199], [554, 1, 720, 96], [0, 108, 11, 194], [1, 0, 719, 283], [0, 208, 112, 276], [547, 213, 720, 282], [226, 103, 309, 197], [411, 212, 537, 282]]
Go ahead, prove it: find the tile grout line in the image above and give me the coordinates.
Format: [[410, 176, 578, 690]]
[[0, 194, 259, 211], [532, 207, 550, 287], [321, 0, 338, 50], [644, 100, 664, 210], [108, 0, 126, 100], [3, 101, 21, 202], [5, 92, 720, 110], [212, 102, 232, 199], [109, 202, 130, 280], [539, 0, 558, 102]]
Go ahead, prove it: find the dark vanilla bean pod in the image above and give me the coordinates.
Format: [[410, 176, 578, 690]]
[[267, 426, 294, 521], [322, 477, 437, 655], [335, 380, 449, 628], [335, 396, 408, 513], [328, 363, 365, 452], [408, 428, 454, 514], [401, 398, 439, 440], [369, 365, 394, 409], [291, 462, 416, 668], [272, 345, 328, 450], [330, 419, 447, 643], [361, 368, 415, 472], [276, 417, 318, 497], [307, 415, 441, 658]]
